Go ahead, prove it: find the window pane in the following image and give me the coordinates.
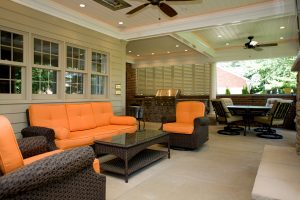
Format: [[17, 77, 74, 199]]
[[32, 68, 57, 94], [73, 48, 79, 59], [34, 38, 42, 52], [34, 52, 42, 65], [0, 65, 22, 94], [0, 65, 10, 79], [65, 72, 84, 94], [92, 52, 97, 62], [67, 46, 72, 58], [73, 59, 79, 69], [43, 41, 50, 53], [67, 58, 72, 68], [91, 74, 105, 95], [51, 43, 58, 55], [13, 34, 23, 48], [1, 46, 11, 60], [80, 49, 85, 60], [42, 54, 50, 66], [1, 31, 11, 46], [13, 48, 23, 62], [51, 55, 58, 67]]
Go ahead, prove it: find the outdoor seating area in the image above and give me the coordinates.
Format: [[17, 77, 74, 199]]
[[1, 0, 300, 200]]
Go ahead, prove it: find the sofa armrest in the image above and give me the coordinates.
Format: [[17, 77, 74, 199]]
[[21, 126, 57, 151], [17, 136, 48, 159], [0, 146, 105, 199], [110, 116, 136, 125]]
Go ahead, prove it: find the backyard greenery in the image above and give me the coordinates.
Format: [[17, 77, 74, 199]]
[[219, 56, 296, 94]]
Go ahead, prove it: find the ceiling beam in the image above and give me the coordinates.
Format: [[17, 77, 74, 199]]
[[171, 32, 216, 58]]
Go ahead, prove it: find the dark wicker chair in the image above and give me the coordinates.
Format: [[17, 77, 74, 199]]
[[254, 101, 292, 139], [211, 99, 244, 135], [0, 115, 106, 200], [162, 101, 209, 150]]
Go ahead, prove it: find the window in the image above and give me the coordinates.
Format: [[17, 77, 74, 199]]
[[0, 30, 23, 62], [65, 72, 84, 94], [91, 51, 108, 96], [32, 37, 59, 95], [0, 65, 22, 94], [65, 45, 86, 95]]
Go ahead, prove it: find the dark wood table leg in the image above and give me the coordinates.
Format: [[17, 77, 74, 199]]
[[125, 152, 128, 183], [168, 136, 170, 159]]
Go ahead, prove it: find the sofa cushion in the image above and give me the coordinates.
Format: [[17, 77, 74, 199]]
[[91, 102, 113, 127], [55, 137, 94, 150], [163, 122, 194, 134], [0, 116, 24, 174], [176, 101, 205, 124], [66, 103, 97, 132], [29, 104, 69, 130], [52, 127, 70, 140], [110, 116, 136, 126]]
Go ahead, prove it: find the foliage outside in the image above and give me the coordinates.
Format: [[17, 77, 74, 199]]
[[218, 56, 297, 94]]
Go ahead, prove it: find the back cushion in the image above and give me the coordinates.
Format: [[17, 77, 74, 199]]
[[29, 104, 69, 130], [0, 115, 24, 174], [91, 102, 113, 127], [176, 101, 205, 124], [66, 103, 97, 131]]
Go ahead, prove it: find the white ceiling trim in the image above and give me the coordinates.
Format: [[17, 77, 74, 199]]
[[11, 0, 295, 41], [11, 0, 122, 39]]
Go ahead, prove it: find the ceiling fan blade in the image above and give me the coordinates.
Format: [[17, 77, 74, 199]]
[[257, 43, 278, 47], [126, 3, 150, 14], [159, 2, 177, 17]]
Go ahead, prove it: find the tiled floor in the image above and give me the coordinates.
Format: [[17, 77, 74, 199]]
[[100, 124, 296, 200]]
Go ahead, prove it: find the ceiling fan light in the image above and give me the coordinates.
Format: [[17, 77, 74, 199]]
[[250, 40, 258, 46]]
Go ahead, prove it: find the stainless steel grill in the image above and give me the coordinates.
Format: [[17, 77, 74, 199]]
[[155, 89, 181, 106]]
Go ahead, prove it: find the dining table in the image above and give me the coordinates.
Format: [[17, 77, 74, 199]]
[[227, 105, 271, 136]]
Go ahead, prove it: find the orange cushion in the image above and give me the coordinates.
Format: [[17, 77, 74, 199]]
[[163, 122, 194, 134], [95, 125, 137, 135], [29, 104, 69, 130], [110, 116, 136, 126], [53, 127, 70, 140], [55, 137, 94, 150], [23, 150, 63, 165], [176, 101, 205, 124], [93, 159, 100, 174], [0, 116, 24, 174], [91, 102, 113, 127], [66, 103, 97, 132]]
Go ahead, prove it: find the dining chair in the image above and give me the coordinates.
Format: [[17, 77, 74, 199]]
[[211, 99, 243, 135], [254, 100, 292, 139]]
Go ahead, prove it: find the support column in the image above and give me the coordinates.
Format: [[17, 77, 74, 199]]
[[209, 62, 217, 116]]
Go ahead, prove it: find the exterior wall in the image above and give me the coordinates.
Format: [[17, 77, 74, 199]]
[[0, 1, 126, 137]]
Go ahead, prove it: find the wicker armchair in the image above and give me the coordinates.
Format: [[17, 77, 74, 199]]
[[211, 99, 244, 135], [254, 101, 292, 139], [0, 115, 106, 200], [162, 101, 209, 150]]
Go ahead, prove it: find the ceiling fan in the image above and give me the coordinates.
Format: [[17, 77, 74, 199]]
[[126, 0, 195, 17], [244, 36, 278, 51]]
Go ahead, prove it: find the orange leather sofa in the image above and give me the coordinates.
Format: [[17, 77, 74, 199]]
[[23, 102, 137, 150]]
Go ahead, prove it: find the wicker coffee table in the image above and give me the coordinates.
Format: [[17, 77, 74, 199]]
[[94, 129, 170, 183]]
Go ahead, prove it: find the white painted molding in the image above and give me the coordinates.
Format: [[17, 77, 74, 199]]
[[12, 0, 296, 40]]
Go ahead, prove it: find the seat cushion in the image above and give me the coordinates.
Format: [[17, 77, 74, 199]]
[[66, 103, 97, 132], [23, 150, 63, 165], [91, 102, 113, 127], [163, 122, 194, 134], [0, 116, 24, 174], [176, 101, 205, 124], [97, 125, 137, 134], [29, 104, 69, 130], [110, 116, 136, 126]]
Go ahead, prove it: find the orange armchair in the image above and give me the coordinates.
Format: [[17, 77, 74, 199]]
[[162, 101, 209, 149], [0, 115, 105, 200]]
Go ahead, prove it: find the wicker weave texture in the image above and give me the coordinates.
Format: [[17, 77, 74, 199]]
[[0, 146, 106, 200], [17, 136, 48, 159]]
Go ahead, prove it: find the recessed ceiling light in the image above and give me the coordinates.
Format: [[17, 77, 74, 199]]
[[151, 53, 155, 55], [137, 54, 140, 57], [218, 35, 222, 38], [226, 43, 229, 46], [280, 37, 284, 40], [79, 4, 85, 8], [118, 21, 124, 25], [128, 50, 132, 53], [184, 49, 188, 52], [175, 45, 179, 48], [280, 26, 285, 29], [167, 51, 170, 54]]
